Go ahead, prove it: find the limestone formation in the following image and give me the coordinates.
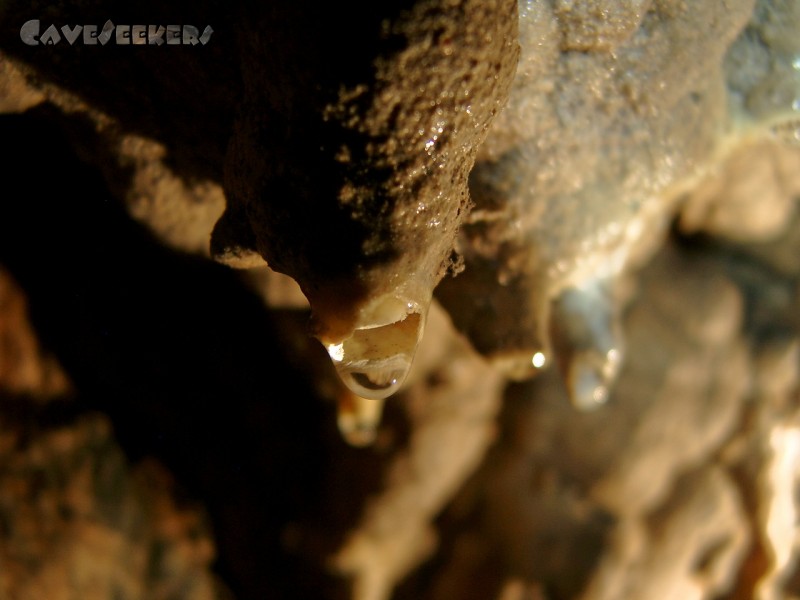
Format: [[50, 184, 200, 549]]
[[0, 1, 799, 599]]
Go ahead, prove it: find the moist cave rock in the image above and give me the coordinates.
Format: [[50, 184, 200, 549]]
[[0, 1, 799, 600]]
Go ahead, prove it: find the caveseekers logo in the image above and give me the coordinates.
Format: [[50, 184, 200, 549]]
[[20, 19, 214, 46]]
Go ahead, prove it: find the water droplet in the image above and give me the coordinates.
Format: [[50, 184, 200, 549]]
[[569, 361, 610, 410], [328, 313, 424, 400], [552, 278, 624, 410], [337, 391, 384, 447], [344, 362, 407, 396]]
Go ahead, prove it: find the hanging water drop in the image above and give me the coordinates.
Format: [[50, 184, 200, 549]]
[[568, 358, 611, 411], [327, 311, 425, 401], [337, 391, 385, 447], [551, 277, 624, 411]]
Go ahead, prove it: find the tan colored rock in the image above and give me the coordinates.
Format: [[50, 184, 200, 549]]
[[0, 413, 229, 600], [582, 467, 750, 600], [0, 52, 44, 113], [680, 139, 800, 243], [0, 244, 227, 600], [332, 302, 505, 600], [0, 267, 71, 400]]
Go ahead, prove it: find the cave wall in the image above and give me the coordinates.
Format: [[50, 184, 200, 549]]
[[1, 2, 800, 600]]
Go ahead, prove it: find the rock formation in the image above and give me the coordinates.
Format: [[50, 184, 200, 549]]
[[0, 1, 799, 599]]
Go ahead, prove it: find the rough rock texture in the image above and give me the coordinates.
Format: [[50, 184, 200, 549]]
[[0, 266, 72, 400], [0, 269, 231, 600], [0, 0, 520, 349], [220, 0, 520, 345], [434, 0, 794, 408], [0, 1, 799, 600]]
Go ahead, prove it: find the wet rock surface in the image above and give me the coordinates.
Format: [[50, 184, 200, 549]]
[[1, 1, 800, 600]]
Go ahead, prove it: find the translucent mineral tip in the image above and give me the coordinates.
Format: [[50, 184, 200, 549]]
[[325, 297, 426, 401], [552, 279, 624, 411], [567, 349, 621, 410]]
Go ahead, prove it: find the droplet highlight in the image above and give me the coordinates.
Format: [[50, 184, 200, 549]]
[[327, 312, 424, 400]]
